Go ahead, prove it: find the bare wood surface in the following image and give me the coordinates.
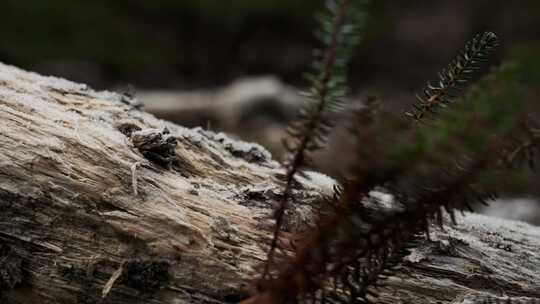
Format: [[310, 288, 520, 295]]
[[0, 62, 539, 303]]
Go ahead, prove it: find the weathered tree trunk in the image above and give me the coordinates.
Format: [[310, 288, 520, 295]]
[[0, 63, 539, 304]]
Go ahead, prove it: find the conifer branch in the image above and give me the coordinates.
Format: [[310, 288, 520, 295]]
[[245, 52, 540, 303], [406, 32, 499, 122], [260, 0, 368, 284]]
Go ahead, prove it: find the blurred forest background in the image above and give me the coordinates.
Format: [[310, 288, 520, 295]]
[[2, 1, 539, 90], [1, 0, 540, 223]]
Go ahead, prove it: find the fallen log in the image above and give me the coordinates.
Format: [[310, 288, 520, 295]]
[[0, 63, 538, 303]]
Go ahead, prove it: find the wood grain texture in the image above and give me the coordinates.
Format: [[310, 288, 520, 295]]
[[0, 62, 538, 304]]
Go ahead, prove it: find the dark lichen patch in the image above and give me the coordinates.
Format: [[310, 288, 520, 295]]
[[131, 128, 178, 169], [122, 260, 170, 291], [0, 244, 24, 292], [210, 132, 272, 164], [115, 120, 142, 137], [430, 237, 471, 257], [58, 263, 89, 283], [236, 186, 279, 208], [58, 264, 105, 304], [76, 292, 102, 304], [226, 145, 268, 163], [219, 289, 251, 303]]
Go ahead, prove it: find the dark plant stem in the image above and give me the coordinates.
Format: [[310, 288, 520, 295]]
[[261, 0, 353, 282]]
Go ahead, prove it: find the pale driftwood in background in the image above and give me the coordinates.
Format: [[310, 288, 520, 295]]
[[0, 63, 539, 304]]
